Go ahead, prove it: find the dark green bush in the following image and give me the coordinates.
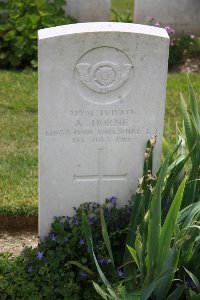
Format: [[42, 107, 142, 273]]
[[0, 0, 75, 68], [169, 34, 200, 68], [148, 19, 200, 69]]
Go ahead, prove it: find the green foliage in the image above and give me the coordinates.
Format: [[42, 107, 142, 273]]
[[83, 142, 200, 299], [0, 200, 131, 299], [111, 0, 134, 22], [148, 20, 200, 69], [180, 76, 200, 206], [82, 80, 200, 299], [164, 76, 200, 207], [111, 9, 132, 23], [0, 0, 75, 68], [169, 34, 200, 69], [165, 73, 200, 141]]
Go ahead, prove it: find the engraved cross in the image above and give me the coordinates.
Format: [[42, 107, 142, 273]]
[[74, 148, 127, 202]]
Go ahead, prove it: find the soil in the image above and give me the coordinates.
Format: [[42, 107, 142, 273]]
[[0, 56, 199, 258], [0, 231, 39, 257]]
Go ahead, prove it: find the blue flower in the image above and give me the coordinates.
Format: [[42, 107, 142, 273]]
[[72, 218, 79, 226], [79, 272, 87, 279], [36, 251, 44, 260], [185, 278, 197, 290], [97, 256, 106, 265], [88, 216, 95, 225], [79, 239, 85, 246], [117, 270, 124, 278], [27, 266, 33, 273], [50, 233, 57, 241], [109, 196, 117, 205]]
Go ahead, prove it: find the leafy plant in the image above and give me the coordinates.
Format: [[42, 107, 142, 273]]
[[111, 9, 132, 23], [0, 0, 75, 68], [83, 147, 200, 299], [81, 79, 200, 299], [180, 76, 200, 206], [148, 19, 200, 69], [163, 76, 200, 208], [169, 34, 200, 69], [0, 199, 131, 299]]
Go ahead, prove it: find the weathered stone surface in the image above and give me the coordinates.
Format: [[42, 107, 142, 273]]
[[38, 22, 169, 238], [66, 0, 110, 22], [134, 0, 200, 35]]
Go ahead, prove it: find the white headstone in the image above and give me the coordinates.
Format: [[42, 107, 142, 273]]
[[39, 22, 169, 238], [65, 0, 110, 22], [134, 0, 200, 35]]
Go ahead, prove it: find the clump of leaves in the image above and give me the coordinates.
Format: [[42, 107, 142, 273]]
[[0, 198, 131, 299], [0, 0, 75, 68], [169, 33, 200, 69], [81, 78, 200, 300], [149, 19, 200, 69], [111, 9, 132, 23], [83, 139, 200, 299]]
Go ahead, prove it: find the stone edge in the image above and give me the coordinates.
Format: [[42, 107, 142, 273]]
[[38, 22, 169, 40]]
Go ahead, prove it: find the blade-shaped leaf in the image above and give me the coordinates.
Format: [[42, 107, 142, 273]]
[[82, 211, 113, 289], [126, 245, 139, 269], [93, 282, 112, 300], [147, 154, 169, 276], [67, 261, 95, 276], [158, 177, 187, 273], [119, 286, 141, 300], [82, 211, 95, 267], [107, 287, 121, 300], [141, 275, 162, 300], [162, 137, 170, 161], [100, 208, 115, 267], [188, 74, 200, 130], [155, 244, 180, 298], [181, 92, 196, 164], [124, 193, 143, 263], [184, 267, 200, 293], [92, 247, 113, 288], [166, 285, 185, 300], [179, 202, 200, 227]]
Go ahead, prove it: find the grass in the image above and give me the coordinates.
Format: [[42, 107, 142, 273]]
[[166, 73, 200, 139], [111, 0, 134, 22], [0, 70, 199, 216], [0, 70, 38, 216]]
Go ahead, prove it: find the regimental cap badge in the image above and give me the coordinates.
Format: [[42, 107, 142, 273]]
[[76, 61, 133, 94]]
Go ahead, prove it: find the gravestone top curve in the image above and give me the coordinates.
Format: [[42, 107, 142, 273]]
[[38, 22, 169, 40]]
